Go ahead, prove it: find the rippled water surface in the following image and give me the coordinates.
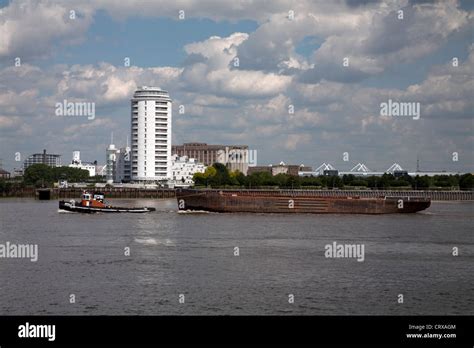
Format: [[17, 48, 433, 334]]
[[0, 198, 473, 315]]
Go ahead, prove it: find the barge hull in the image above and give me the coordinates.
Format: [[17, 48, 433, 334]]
[[176, 190, 430, 214]]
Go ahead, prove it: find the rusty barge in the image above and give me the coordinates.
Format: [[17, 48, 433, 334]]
[[176, 189, 431, 214]]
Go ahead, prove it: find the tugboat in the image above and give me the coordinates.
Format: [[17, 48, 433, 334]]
[[59, 191, 156, 213]]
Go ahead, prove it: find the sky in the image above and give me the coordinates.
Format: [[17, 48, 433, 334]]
[[0, 0, 473, 173]]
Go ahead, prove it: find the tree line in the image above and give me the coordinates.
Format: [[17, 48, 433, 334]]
[[193, 163, 474, 190], [1, 164, 91, 188]]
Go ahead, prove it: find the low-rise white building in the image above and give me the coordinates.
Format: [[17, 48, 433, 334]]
[[170, 154, 205, 187], [69, 151, 96, 177]]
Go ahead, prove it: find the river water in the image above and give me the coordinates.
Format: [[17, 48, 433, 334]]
[[0, 198, 473, 315]]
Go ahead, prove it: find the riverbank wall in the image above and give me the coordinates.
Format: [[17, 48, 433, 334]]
[[0, 188, 473, 201]]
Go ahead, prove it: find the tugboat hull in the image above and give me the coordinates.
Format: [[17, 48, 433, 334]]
[[176, 189, 431, 214], [59, 200, 156, 213]]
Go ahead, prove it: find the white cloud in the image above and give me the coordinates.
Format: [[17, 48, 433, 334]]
[[102, 76, 137, 102], [0, 0, 94, 60], [0, 115, 21, 129], [192, 94, 238, 107], [181, 33, 292, 97], [284, 133, 311, 150], [64, 117, 115, 136]]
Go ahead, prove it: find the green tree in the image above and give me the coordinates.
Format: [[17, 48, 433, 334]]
[[23, 164, 89, 187], [23, 164, 54, 187], [193, 166, 218, 186], [367, 176, 380, 189], [459, 174, 474, 190], [301, 176, 322, 187], [246, 172, 266, 187], [51, 166, 89, 182], [390, 178, 410, 187], [325, 174, 343, 189], [204, 166, 217, 178], [259, 171, 276, 186], [284, 175, 301, 188], [210, 163, 231, 187], [273, 173, 288, 187], [0, 179, 12, 194], [342, 174, 355, 186], [351, 178, 368, 187], [413, 175, 431, 189], [228, 170, 241, 186], [193, 172, 206, 186], [235, 171, 246, 186], [433, 175, 458, 188]]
